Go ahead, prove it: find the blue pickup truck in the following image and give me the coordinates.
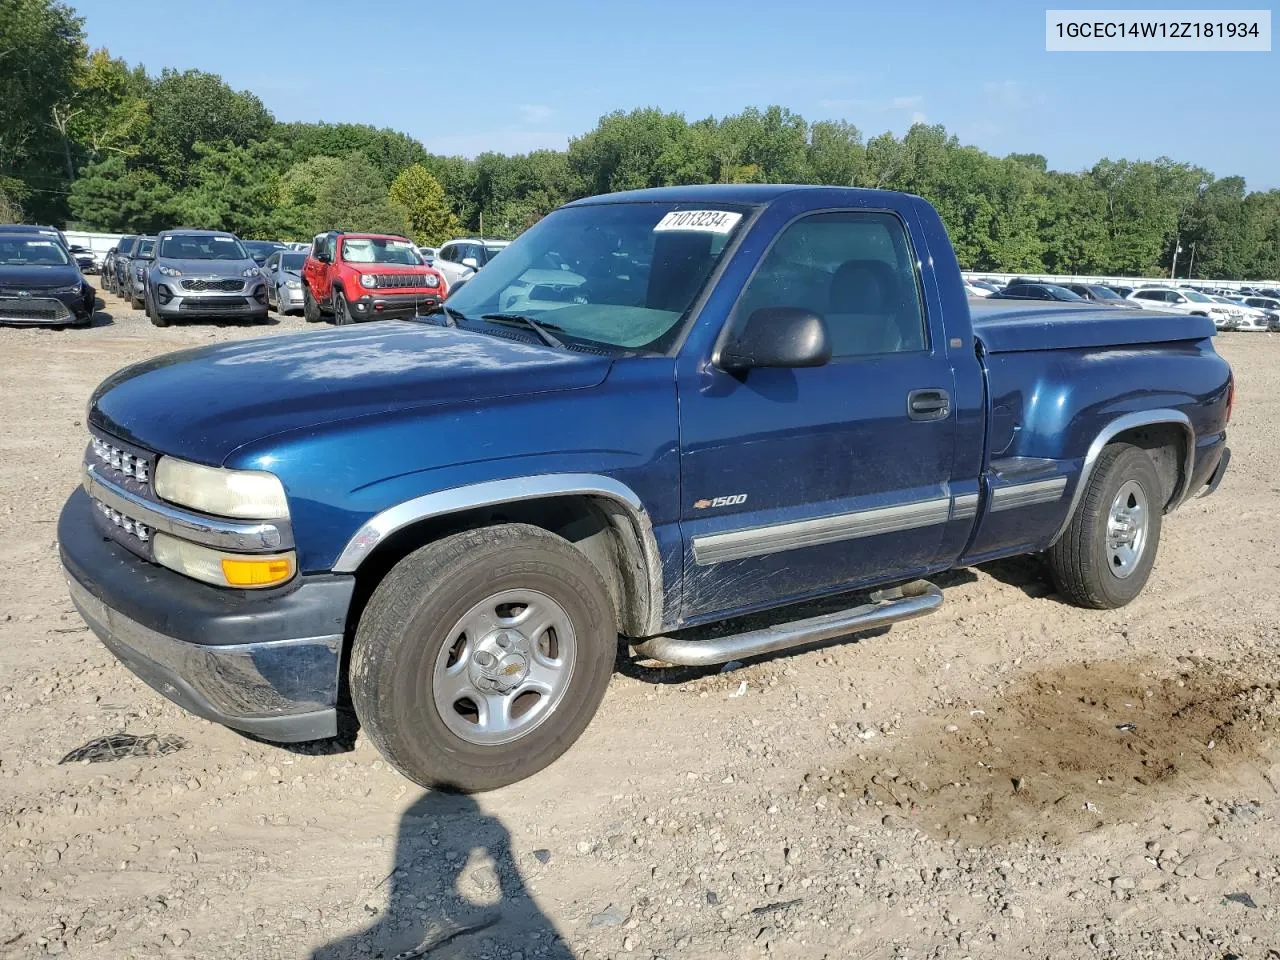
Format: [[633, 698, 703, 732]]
[[60, 185, 1233, 791]]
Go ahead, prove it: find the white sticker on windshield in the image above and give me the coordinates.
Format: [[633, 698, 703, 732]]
[[653, 210, 742, 234]]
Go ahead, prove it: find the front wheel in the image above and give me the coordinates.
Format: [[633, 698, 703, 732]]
[[1047, 443, 1163, 609], [333, 291, 353, 325], [350, 523, 617, 792], [303, 286, 322, 323]]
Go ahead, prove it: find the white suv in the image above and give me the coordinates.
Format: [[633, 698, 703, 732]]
[[434, 238, 511, 289], [1126, 286, 1238, 328]]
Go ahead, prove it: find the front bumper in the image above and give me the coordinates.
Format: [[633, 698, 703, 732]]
[[154, 281, 269, 319], [0, 290, 91, 326], [349, 291, 442, 321], [59, 488, 354, 742]]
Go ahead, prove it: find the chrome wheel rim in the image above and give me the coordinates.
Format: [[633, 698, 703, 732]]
[[432, 589, 577, 746], [1106, 479, 1148, 579]]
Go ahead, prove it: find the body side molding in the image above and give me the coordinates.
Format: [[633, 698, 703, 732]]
[[331, 474, 665, 635]]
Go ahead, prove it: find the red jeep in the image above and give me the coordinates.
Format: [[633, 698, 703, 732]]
[[302, 232, 446, 324]]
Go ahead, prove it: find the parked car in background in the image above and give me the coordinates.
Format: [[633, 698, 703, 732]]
[[68, 244, 98, 274], [0, 230, 94, 327], [417, 246, 437, 266], [112, 236, 141, 294], [1242, 296, 1280, 328], [964, 282, 993, 297], [993, 283, 1088, 303], [262, 250, 308, 314], [100, 245, 120, 294], [59, 184, 1233, 791], [124, 236, 156, 309], [1107, 285, 1135, 298], [143, 230, 269, 327], [243, 240, 286, 266], [302, 232, 445, 325], [970, 279, 1003, 294], [433, 238, 510, 288], [1205, 297, 1243, 331], [1063, 283, 1141, 308], [0, 224, 69, 250], [1127, 287, 1238, 328], [1224, 299, 1271, 332]]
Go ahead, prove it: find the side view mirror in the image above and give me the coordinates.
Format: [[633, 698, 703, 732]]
[[315, 251, 331, 264], [461, 256, 479, 270], [720, 307, 831, 372]]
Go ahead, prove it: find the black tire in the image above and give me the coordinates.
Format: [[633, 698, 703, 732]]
[[146, 290, 169, 326], [1048, 443, 1164, 609], [130, 292, 143, 310], [350, 523, 617, 792], [333, 291, 352, 325], [303, 286, 322, 323]]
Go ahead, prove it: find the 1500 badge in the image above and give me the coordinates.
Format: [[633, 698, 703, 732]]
[[693, 494, 748, 509]]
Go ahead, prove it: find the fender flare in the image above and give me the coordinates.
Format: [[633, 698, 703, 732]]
[[332, 474, 666, 636], [1048, 409, 1195, 546]]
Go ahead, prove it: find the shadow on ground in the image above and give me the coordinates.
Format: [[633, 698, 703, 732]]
[[311, 791, 573, 959]]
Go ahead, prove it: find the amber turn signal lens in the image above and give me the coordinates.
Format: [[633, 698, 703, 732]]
[[220, 555, 295, 587]]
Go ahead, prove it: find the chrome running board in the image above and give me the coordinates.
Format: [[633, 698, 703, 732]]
[[632, 580, 943, 667]]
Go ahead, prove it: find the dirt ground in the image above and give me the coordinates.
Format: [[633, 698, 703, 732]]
[[2, 293, 1279, 960]]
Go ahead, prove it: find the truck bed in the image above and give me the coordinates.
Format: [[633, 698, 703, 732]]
[[971, 300, 1216, 353]]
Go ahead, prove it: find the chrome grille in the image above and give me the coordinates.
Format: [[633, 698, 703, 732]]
[[92, 497, 152, 543], [90, 435, 151, 484], [181, 278, 245, 292]]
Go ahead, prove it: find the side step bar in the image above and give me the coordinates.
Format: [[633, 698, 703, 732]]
[[631, 580, 943, 667]]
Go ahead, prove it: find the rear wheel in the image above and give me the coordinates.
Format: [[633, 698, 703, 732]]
[[130, 291, 143, 310], [350, 523, 617, 792], [303, 286, 322, 323], [147, 290, 168, 327], [1048, 443, 1163, 609]]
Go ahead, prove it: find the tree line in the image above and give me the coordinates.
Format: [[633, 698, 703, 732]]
[[3, 0, 1277, 277]]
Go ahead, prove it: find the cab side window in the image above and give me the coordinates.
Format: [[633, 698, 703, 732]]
[[735, 211, 928, 358]]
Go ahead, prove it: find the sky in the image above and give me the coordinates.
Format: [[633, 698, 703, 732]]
[[71, 0, 1278, 189]]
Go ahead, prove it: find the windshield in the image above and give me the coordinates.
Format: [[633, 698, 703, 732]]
[[0, 236, 71, 265], [1088, 285, 1121, 300], [281, 253, 306, 271], [1044, 284, 1085, 301], [445, 202, 748, 352], [137, 238, 155, 257], [484, 244, 507, 258], [341, 238, 421, 265], [244, 241, 283, 258], [160, 234, 249, 260], [1182, 289, 1212, 302]]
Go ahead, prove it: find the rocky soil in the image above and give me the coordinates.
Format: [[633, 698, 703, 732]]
[[1, 295, 1278, 959]]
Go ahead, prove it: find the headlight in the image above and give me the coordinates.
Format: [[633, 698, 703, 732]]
[[154, 456, 289, 519], [424, 274, 440, 288], [158, 265, 183, 277], [242, 266, 262, 278], [360, 273, 376, 289], [49, 283, 82, 295], [286, 280, 301, 290], [153, 533, 295, 589]]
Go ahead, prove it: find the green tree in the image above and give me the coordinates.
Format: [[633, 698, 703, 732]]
[[67, 153, 175, 231], [66, 49, 150, 164], [0, 0, 84, 221], [312, 153, 408, 236], [176, 140, 288, 237], [388, 164, 460, 245], [142, 68, 274, 179]]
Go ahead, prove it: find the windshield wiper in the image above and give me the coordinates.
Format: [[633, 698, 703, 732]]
[[424, 303, 466, 327], [481, 313, 565, 349]]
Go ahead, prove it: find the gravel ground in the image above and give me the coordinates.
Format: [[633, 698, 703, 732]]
[[2, 294, 1279, 960]]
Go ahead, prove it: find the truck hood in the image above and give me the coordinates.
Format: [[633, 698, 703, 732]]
[[157, 257, 258, 278], [89, 321, 612, 465]]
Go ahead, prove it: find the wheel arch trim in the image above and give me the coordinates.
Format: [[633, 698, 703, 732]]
[[331, 474, 665, 635], [1048, 408, 1194, 546]]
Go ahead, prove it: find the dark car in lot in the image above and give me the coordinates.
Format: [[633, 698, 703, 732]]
[[0, 231, 94, 327], [243, 240, 287, 266], [112, 236, 141, 294], [1064, 283, 1142, 308], [993, 282, 1088, 303], [143, 229, 269, 326], [124, 237, 156, 309]]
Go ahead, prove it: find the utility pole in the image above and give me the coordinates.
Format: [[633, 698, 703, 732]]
[[1170, 235, 1182, 279], [1187, 241, 1197, 279]]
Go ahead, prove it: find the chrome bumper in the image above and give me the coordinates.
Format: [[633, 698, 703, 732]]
[[68, 576, 341, 742]]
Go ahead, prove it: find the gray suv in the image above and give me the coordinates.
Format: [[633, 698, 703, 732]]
[[143, 229, 268, 327]]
